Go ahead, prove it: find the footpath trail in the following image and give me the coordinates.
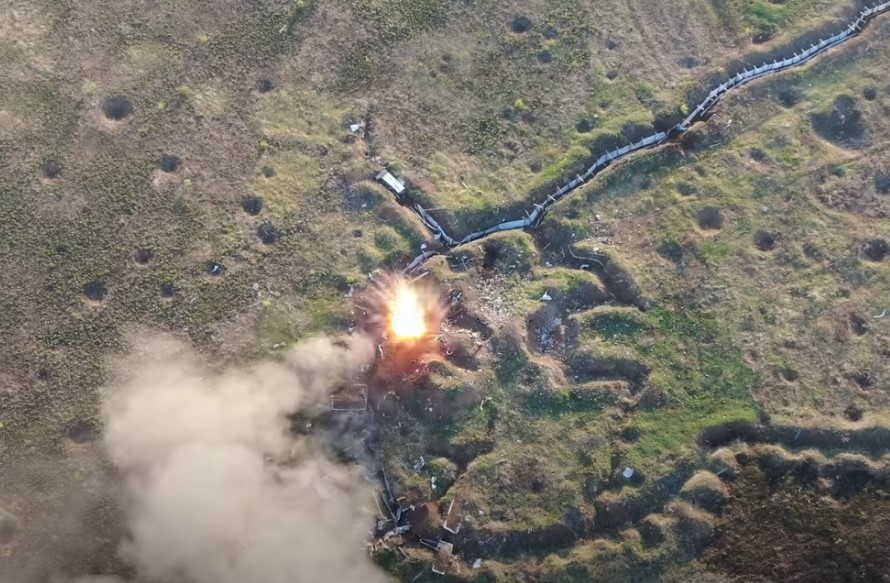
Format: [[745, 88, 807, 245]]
[[395, 1, 890, 271]]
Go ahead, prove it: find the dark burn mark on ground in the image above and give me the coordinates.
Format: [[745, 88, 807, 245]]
[[261, 166, 276, 178], [677, 182, 697, 196], [749, 147, 768, 162], [850, 313, 869, 336], [510, 15, 532, 33], [66, 419, 97, 443], [242, 196, 263, 215], [102, 96, 132, 121], [83, 280, 108, 301], [257, 79, 274, 93], [134, 248, 155, 265], [754, 229, 776, 251], [810, 95, 869, 150], [257, 223, 280, 244], [41, 160, 62, 179], [844, 403, 864, 422], [852, 369, 876, 389], [159, 154, 181, 172], [657, 240, 686, 264], [160, 282, 176, 298], [860, 238, 888, 261], [575, 118, 594, 133], [779, 366, 799, 382], [697, 207, 723, 230], [775, 85, 803, 107]]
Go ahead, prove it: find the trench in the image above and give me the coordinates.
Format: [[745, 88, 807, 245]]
[[396, 2, 890, 272]]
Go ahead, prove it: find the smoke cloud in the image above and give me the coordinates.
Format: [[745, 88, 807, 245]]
[[96, 333, 388, 583]]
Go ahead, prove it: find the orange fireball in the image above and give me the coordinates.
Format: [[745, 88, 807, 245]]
[[387, 284, 427, 340]]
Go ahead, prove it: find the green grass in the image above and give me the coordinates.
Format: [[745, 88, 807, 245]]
[[623, 308, 759, 468], [584, 309, 647, 342], [744, 0, 789, 37]]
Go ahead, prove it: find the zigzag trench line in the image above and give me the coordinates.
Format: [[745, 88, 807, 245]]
[[399, 1, 890, 272]]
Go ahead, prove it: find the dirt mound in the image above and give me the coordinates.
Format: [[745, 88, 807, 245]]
[[667, 501, 714, 552], [679, 471, 729, 513], [824, 456, 885, 500], [638, 514, 667, 548], [707, 448, 740, 479]]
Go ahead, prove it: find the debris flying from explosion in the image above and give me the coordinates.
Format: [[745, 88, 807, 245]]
[[361, 273, 445, 349]]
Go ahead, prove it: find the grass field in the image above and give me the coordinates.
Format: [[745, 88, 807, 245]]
[[2, 0, 890, 581]]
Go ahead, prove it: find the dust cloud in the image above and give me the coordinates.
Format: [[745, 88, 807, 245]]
[[0, 333, 389, 583], [98, 333, 388, 583]]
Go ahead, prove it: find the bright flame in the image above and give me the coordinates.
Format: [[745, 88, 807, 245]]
[[388, 284, 427, 340]]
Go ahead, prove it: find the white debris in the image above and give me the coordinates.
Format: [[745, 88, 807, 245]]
[[472, 559, 482, 569], [421, 243, 428, 250], [541, 292, 552, 301], [622, 467, 635, 479]]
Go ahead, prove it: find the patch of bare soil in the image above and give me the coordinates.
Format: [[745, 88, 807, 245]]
[[705, 466, 890, 583]]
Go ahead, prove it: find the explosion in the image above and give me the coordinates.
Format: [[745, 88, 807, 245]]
[[388, 284, 427, 340], [361, 274, 444, 349]]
